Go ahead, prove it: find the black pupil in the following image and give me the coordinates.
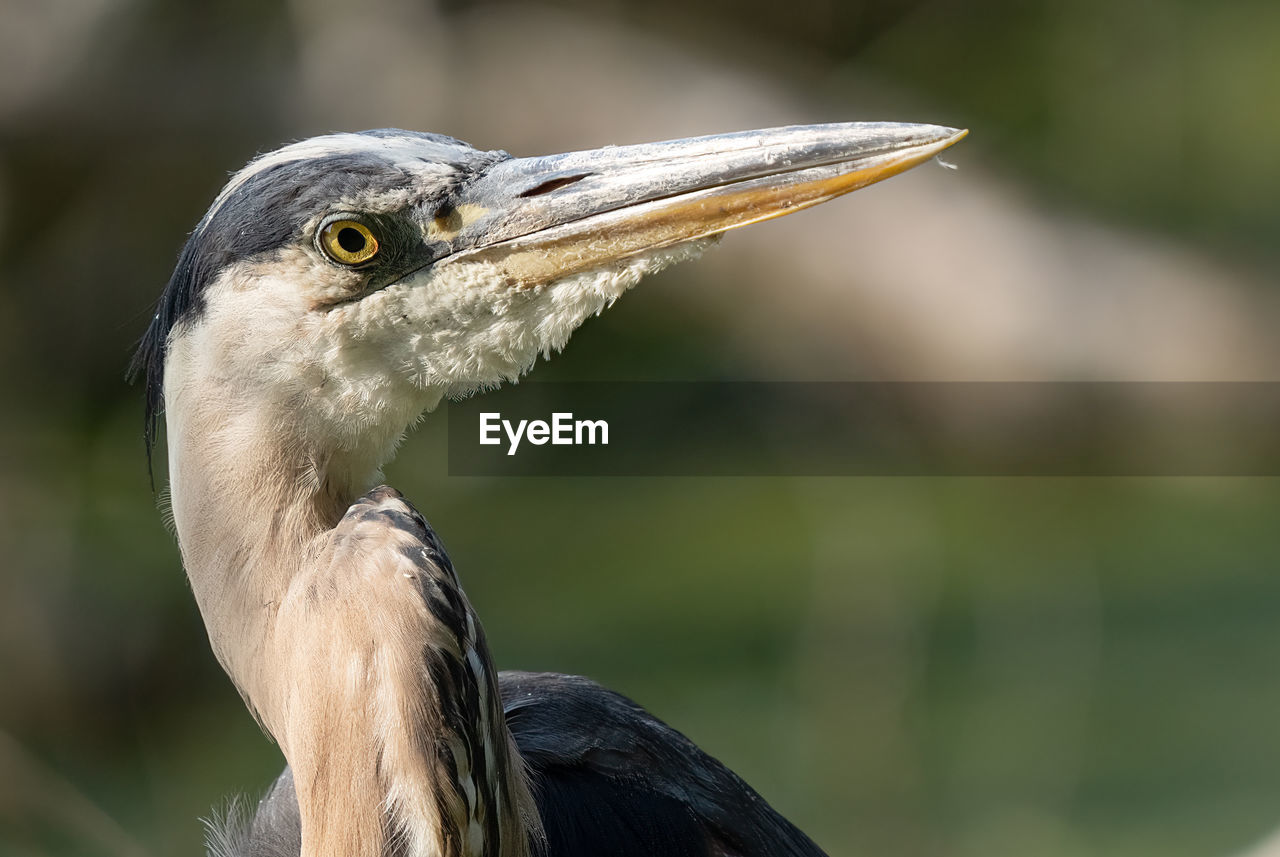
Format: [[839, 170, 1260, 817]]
[[337, 226, 367, 254]]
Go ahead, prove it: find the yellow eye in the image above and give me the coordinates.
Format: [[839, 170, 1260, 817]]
[[319, 219, 379, 266]]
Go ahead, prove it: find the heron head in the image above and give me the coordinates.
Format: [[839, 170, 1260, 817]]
[[134, 124, 964, 467]]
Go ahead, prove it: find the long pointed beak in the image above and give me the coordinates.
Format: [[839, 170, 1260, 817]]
[[434, 122, 966, 287]]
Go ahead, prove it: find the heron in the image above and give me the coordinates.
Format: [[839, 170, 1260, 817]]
[[132, 122, 965, 857]]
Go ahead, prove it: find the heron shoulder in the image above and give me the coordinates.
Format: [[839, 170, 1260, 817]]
[[500, 671, 829, 857]]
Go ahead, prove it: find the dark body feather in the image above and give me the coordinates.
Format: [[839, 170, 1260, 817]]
[[227, 492, 827, 857], [238, 672, 827, 857], [503, 672, 828, 857], [227, 493, 829, 857]]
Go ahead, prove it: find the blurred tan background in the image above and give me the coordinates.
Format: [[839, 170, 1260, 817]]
[[2, 1, 1279, 855]]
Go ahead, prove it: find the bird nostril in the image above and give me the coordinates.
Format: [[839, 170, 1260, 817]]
[[517, 173, 592, 198]]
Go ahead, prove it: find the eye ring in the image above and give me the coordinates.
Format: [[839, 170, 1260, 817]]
[[318, 217, 380, 266]]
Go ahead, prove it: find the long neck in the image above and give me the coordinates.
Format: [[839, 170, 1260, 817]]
[[163, 359, 535, 857], [165, 382, 359, 711]]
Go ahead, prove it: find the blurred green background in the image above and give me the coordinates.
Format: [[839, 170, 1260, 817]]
[[2, 1, 1279, 856]]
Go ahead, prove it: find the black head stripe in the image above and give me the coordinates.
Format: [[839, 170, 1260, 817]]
[[130, 152, 418, 455], [127, 130, 498, 468]]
